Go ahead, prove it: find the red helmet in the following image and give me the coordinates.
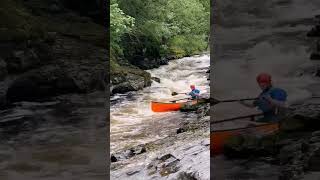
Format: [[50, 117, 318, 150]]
[[190, 85, 195, 89], [256, 73, 272, 84]]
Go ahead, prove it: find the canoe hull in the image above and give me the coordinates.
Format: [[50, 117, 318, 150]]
[[210, 122, 279, 156], [151, 100, 197, 112]]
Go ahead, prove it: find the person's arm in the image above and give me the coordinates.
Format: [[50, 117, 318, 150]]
[[194, 90, 200, 97], [264, 95, 287, 108]]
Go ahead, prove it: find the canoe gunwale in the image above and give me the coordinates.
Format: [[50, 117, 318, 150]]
[[151, 100, 194, 104], [211, 122, 279, 133]]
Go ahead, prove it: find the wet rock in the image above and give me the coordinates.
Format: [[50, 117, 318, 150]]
[[159, 154, 176, 162], [6, 65, 78, 102], [310, 53, 320, 60], [159, 57, 169, 65], [176, 172, 198, 180], [151, 77, 160, 83], [307, 25, 320, 37], [131, 145, 147, 155], [147, 154, 180, 177], [110, 144, 147, 163], [126, 169, 140, 176], [110, 154, 117, 162], [6, 49, 40, 73], [124, 149, 135, 159], [176, 128, 185, 134], [130, 56, 165, 70], [166, 55, 176, 61], [278, 143, 302, 165], [311, 131, 320, 137], [112, 72, 151, 94]]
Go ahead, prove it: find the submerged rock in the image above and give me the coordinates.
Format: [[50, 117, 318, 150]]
[[151, 77, 161, 83]]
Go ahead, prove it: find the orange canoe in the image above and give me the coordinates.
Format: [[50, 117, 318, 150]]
[[151, 100, 198, 112], [210, 122, 279, 156]]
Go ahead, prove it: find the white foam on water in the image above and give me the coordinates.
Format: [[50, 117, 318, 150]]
[[110, 55, 210, 152]]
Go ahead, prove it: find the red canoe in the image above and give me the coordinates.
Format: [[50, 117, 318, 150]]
[[151, 100, 198, 112], [210, 122, 279, 156]]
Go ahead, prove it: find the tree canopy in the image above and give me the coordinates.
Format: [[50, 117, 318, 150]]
[[110, 0, 209, 62]]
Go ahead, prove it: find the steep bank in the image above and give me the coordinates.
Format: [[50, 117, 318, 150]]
[[0, 0, 107, 109]]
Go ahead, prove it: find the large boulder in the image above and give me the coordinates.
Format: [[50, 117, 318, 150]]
[[111, 73, 151, 94], [6, 65, 78, 102]]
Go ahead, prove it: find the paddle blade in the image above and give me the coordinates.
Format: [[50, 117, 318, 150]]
[[171, 92, 178, 96]]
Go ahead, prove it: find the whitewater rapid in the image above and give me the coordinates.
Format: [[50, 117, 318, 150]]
[[110, 55, 210, 153]]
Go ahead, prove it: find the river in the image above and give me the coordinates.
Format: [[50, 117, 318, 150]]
[[211, 0, 320, 179], [0, 92, 107, 180], [110, 55, 210, 179]]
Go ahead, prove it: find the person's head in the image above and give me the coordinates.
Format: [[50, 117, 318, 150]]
[[190, 85, 195, 90], [256, 73, 272, 90]]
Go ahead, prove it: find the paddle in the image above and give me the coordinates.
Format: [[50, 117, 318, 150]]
[[170, 98, 191, 103], [210, 97, 257, 105], [212, 113, 263, 124], [171, 92, 187, 96]]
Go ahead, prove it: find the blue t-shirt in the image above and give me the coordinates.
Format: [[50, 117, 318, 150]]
[[254, 87, 287, 113], [189, 89, 200, 99]]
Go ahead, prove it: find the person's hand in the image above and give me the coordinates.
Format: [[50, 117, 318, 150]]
[[262, 94, 272, 102]]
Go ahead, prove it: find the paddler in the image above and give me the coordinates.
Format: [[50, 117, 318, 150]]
[[186, 85, 200, 100], [239, 73, 287, 122]]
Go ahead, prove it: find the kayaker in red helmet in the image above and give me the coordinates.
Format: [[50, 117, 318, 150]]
[[186, 85, 200, 100], [240, 73, 287, 122]]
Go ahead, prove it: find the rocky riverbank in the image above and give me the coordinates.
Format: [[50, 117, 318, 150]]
[[110, 101, 210, 179], [0, 0, 109, 109]]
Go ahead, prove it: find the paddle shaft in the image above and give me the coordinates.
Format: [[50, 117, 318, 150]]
[[216, 98, 257, 103], [212, 113, 263, 124], [172, 92, 188, 96], [170, 98, 190, 102]]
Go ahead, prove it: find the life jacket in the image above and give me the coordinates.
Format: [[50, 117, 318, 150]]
[[254, 87, 287, 114], [189, 89, 200, 99]]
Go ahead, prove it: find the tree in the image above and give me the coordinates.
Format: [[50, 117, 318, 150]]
[[110, 2, 134, 45]]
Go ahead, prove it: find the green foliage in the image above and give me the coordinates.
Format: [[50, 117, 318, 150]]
[[110, 2, 135, 45], [169, 35, 207, 57], [0, 0, 45, 41], [112, 0, 209, 65]]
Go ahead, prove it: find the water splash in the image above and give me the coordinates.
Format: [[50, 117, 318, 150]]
[[110, 55, 210, 152]]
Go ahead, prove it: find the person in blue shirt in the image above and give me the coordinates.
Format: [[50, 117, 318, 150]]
[[240, 73, 287, 122], [186, 85, 200, 100]]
